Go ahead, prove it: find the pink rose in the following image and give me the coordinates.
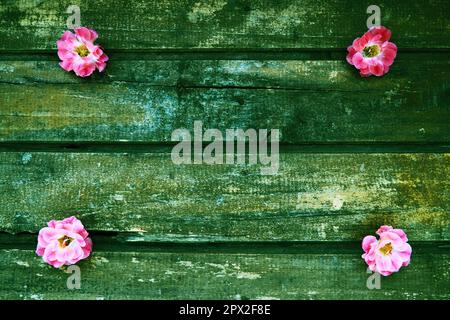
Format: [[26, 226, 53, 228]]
[[36, 216, 93, 268], [346, 26, 397, 77], [362, 226, 412, 276], [57, 27, 109, 77]]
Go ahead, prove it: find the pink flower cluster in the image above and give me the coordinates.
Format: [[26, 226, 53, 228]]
[[362, 226, 412, 276], [347, 26, 397, 77], [36, 216, 92, 268], [57, 27, 108, 77]]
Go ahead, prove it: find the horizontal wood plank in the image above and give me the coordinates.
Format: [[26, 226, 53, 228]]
[[0, 244, 448, 299], [1, 57, 449, 143], [0, 0, 449, 51], [0, 152, 448, 241]]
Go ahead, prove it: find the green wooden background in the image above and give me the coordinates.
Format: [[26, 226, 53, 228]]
[[0, 0, 449, 299]]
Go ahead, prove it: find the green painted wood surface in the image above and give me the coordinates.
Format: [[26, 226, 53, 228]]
[[1, 56, 449, 143], [0, 241, 449, 299], [1, 0, 449, 50], [0, 152, 448, 241]]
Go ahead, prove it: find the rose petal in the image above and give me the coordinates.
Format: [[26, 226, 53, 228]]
[[75, 27, 98, 42], [362, 236, 377, 253]]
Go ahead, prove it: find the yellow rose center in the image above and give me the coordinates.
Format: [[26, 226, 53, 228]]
[[379, 242, 393, 256], [363, 44, 380, 58], [58, 235, 74, 248], [75, 44, 90, 57]]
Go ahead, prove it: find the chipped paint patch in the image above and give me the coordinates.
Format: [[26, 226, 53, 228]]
[[131, 257, 140, 263], [93, 256, 109, 265], [329, 70, 339, 81], [360, 163, 366, 172], [177, 260, 194, 268], [187, 0, 227, 23], [236, 272, 261, 280], [332, 197, 344, 210], [0, 64, 15, 73], [206, 262, 262, 280], [244, 5, 304, 34], [112, 194, 125, 201], [345, 106, 352, 115], [318, 223, 327, 239]]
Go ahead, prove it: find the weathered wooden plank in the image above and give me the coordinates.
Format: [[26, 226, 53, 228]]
[[0, 152, 448, 240], [0, 0, 449, 51], [1, 57, 449, 143], [0, 244, 449, 299]]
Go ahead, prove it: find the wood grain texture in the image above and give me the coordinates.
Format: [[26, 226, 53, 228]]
[[0, 152, 448, 241], [0, 244, 448, 300], [0, 0, 449, 51], [1, 57, 449, 143]]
